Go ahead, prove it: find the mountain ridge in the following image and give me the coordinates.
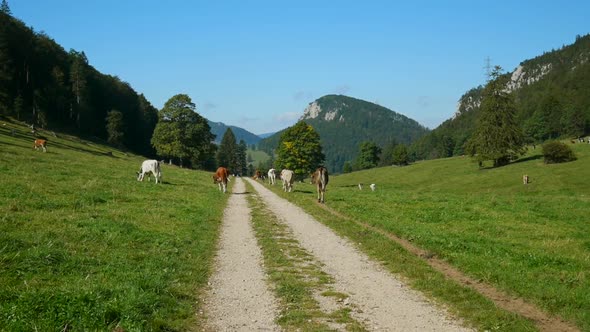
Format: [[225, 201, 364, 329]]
[[259, 94, 429, 172]]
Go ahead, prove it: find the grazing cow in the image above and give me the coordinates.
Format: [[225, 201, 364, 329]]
[[358, 183, 363, 190], [33, 139, 47, 152], [370, 183, 376, 192], [137, 160, 162, 184], [523, 175, 529, 185], [311, 166, 329, 203], [268, 168, 276, 185], [253, 170, 263, 180], [213, 167, 229, 193], [280, 169, 294, 192]]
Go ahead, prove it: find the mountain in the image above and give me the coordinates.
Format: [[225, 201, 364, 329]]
[[259, 95, 429, 173], [258, 132, 277, 138], [208, 120, 261, 146], [410, 33, 590, 160]]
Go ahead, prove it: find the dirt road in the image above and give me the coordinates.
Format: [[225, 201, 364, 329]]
[[205, 177, 471, 331]]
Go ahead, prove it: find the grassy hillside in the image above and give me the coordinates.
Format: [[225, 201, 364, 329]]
[[263, 143, 590, 331], [0, 119, 228, 331], [247, 148, 270, 167]]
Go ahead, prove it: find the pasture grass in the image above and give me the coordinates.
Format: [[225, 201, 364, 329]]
[[0, 120, 228, 331], [246, 182, 366, 331], [264, 145, 590, 331]]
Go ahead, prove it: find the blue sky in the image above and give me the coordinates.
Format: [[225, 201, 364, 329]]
[[11, 1, 590, 135]]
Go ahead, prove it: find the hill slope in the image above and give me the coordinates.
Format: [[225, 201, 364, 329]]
[[259, 95, 429, 173], [208, 120, 261, 146], [411, 33, 590, 160], [0, 119, 228, 331]]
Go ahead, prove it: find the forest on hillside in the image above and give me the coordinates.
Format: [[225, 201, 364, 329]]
[[0, 8, 159, 156], [411, 34, 590, 160]]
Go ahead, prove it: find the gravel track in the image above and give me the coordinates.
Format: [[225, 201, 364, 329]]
[[246, 178, 471, 331]]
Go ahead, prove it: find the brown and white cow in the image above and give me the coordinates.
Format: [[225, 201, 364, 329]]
[[253, 170, 263, 181], [280, 169, 294, 193], [311, 166, 329, 203], [213, 167, 229, 193], [33, 139, 47, 152]]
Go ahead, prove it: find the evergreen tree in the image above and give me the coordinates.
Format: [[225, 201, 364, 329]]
[[216, 128, 237, 172], [151, 94, 214, 167], [355, 141, 381, 170], [105, 110, 124, 147], [342, 161, 353, 173], [236, 139, 248, 176], [275, 121, 325, 179], [467, 66, 525, 167], [392, 144, 409, 166], [0, 0, 10, 15]]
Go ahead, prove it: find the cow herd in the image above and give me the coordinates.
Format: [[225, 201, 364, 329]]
[[135, 159, 333, 203]]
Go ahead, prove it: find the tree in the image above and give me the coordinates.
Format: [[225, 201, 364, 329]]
[[0, 0, 10, 15], [466, 66, 525, 167], [106, 110, 124, 147], [151, 94, 214, 168], [342, 161, 353, 173], [236, 140, 248, 176], [392, 144, 409, 166], [216, 128, 237, 171], [275, 121, 325, 179], [355, 141, 381, 170]]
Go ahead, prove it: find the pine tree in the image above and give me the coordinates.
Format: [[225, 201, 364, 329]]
[[392, 144, 409, 166], [236, 140, 247, 176], [275, 121, 325, 179], [216, 128, 237, 172], [0, 0, 11, 15], [355, 141, 381, 170], [467, 66, 525, 167]]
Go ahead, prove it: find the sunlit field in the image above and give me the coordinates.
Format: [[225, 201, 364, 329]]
[[0, 120, 229, 331], [265, 143, 590, 331]]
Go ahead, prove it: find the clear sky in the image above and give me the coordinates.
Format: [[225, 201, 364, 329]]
[[11, 1, 590, 135]]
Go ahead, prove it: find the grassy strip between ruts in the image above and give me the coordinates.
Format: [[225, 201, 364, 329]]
[[0, 120, 229, 331], [266, 183, 538, 332], [245, 181, 367, 331]]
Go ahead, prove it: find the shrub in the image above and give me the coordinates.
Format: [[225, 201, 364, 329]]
[[541, 141, 577, 164]]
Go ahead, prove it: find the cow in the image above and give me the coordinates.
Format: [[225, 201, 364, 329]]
[[33, 139, 47, 152], [137, 160, 162, 184], [268, 168, 276, 185], [253, 170, 263, 180], [311, 166, 329, 203], [370, 183, 376, 191], [280, 169, 294, 192], [213, 167, 229, 193], [523, 175, 529, 185]]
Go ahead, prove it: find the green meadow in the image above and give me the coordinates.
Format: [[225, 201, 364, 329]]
[[265, 144, 590, 331], [0, 120, 228, 331]]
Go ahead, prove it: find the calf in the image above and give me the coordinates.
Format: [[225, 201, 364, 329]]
[[137, 160, 162, 184], [33, 139, 47, 152], [253, 170, 262, 180], [213, 167, 229, 193], [311, 166, 329, 203], [268, 168, 276, 185], [280, 169, 294, 193]]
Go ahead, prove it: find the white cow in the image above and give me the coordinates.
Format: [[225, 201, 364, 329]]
[[370, 183, 376, 192], [137, 160, 162, 184], [280, 169, 294, 192], [268, 168, 276, 185]]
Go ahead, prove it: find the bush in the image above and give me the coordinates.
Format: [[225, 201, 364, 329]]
[[541, 141, 577, 164]]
